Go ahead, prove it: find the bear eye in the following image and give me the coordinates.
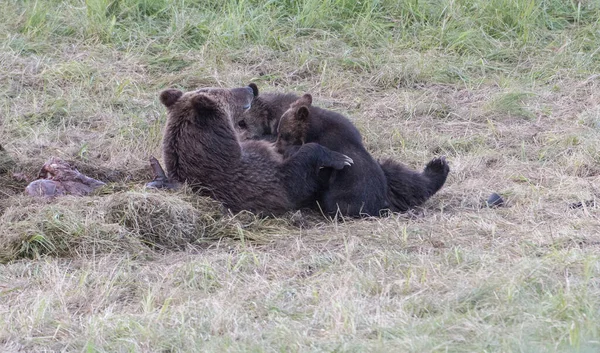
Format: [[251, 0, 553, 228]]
[[238, 120, 248, 129]]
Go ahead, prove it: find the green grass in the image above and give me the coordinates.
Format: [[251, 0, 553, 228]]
[[2, 0, 600, 351]]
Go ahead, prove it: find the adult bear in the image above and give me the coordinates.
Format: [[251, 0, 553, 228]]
[[235, 84, 449, 214], [159, 86, 353, 216]]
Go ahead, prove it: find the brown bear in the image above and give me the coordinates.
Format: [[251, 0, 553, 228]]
[[236, 84, 450, 214], [236, 84, 298, 142], [275, 94, 390, 217], [159, 86, 353, 216]]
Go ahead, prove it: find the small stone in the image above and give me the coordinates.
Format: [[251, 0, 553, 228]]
[[486, 193, 504, 208]]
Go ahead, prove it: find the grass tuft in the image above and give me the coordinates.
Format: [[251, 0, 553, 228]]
[[0, 190, 293, 263], [103, 190, 236, 250], [0, 196, 142, 262]]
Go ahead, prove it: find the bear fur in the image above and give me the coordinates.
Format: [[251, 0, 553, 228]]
[[275, 94, 390, 217], [236, 84, 450, 214], [159, 86, 353, 216], [235, 84, 298, 142]]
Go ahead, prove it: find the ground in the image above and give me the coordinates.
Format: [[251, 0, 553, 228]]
[[1, 0, 600, 352]]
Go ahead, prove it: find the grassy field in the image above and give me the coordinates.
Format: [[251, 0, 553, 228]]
[[2, 0, 600, 351]]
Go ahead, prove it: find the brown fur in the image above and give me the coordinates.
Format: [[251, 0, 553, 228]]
[[160, 86, 353, 216], [235, 83, 299, 141], [275, 94, 312, 148], [275, 94, 390, 217], [236, 84, 450, 214]]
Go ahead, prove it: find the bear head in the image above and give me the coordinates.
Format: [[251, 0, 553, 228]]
[[233, 83, 272, 140], [235, 83, 303, 141], [158, 86, 256, 183], [159, 86, 255, 127], [274, 93, 313, 155]]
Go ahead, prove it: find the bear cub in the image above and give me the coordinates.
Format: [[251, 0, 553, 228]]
[[237, 84, 450, 214], [276, 93, 390, 217], [159, 86, 353, 216]]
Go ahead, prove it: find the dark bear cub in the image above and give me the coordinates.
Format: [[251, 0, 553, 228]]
[[276, 94, 390, 217], [236, 84, 299, 142], [159, 86, 353, 216], [237, 84, 450, 214]]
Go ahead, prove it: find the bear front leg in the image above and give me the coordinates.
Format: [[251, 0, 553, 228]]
[[280, 143, 352, 209]]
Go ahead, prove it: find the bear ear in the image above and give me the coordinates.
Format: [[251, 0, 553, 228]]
[[296, 106, 310, 121], [160, 89, 183, 108], [190, 94, 219, 115], [248, 83, 259, 98], [300, 93, 312, 106]]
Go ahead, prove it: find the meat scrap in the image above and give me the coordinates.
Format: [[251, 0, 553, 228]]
[[25, 157, 105, 197]]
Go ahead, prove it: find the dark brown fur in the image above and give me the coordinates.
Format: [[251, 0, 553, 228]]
[[236, 84, 450, 214], [275, 94, 390, 217], [159, 86, 352, 216], [236, 84, 299, 142]]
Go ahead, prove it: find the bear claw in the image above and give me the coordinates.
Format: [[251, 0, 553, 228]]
[[146, 156, 179, 190], [325, 152, 354, 170], [425, 156, 450, 175]]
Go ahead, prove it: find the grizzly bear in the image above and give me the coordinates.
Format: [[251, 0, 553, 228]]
[[236, 84, 298, 142], [159, 86, 353, 216], [236, 84, 450, 214], [275, 94, 390, 217]]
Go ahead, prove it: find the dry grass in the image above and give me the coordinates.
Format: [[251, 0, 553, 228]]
[[2, 0, 600, 351], [0, 189, 290, 263]]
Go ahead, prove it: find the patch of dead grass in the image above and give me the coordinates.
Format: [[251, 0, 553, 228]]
[[0, 189, 296, 263]]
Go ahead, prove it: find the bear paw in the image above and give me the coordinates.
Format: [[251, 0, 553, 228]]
[[324, 151, 354, 170], [424, 156, 449, 177]]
